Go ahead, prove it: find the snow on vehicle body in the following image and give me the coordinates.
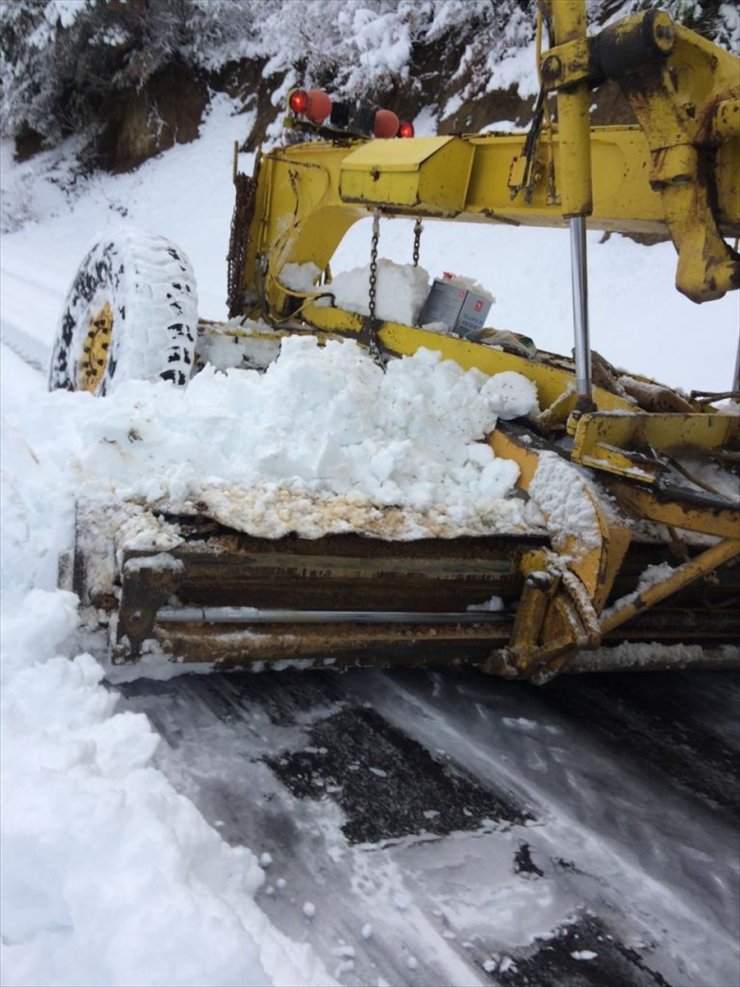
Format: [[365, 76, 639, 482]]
[[53, 1, 740, 682]]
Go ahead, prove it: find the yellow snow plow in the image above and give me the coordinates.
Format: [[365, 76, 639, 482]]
[[55, 2, 740, 681]]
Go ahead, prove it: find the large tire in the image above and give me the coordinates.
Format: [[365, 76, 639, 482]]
[[49, 230, 198, 395]]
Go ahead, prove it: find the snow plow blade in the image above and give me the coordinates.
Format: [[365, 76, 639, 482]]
[[71, 493, 740, 681], [76, 519, 542, 670]]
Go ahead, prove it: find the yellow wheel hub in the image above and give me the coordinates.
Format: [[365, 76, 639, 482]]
[[79, 301, 114, 392]]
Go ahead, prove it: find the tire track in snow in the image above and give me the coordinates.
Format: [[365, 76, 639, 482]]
[[352, 668, 739, 984], [0, 319, 51, 375], [1, 263, 66, 296]]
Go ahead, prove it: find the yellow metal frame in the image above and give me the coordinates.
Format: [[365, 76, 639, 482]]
[[238, 3, 739, 321], [604, 479, 740, 540], [601, 539, 740, 636], [570, 412, 740, 482], [545, 0, 593, 218], [244, 121, 738, 325], [540, 2, 740, 300], [486, 428, 632, 680]]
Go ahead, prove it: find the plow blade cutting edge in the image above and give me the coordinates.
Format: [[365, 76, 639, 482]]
[[71, 470, 740, 681]]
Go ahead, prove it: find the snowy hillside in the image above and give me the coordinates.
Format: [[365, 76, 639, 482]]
[[2, 45, 740, 987], [3, 1, 738, 173]]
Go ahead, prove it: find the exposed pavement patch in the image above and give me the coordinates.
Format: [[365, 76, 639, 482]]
[[267, 704, 532, 843], [492, 913, 672, 987]]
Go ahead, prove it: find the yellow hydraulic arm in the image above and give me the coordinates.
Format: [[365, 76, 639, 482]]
[[230, 4, 739, 324]]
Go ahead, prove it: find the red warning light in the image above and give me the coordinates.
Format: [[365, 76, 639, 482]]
[[398, 121, 415, 138], [288, 89, 308, 113], [289, 90, 309, 114]]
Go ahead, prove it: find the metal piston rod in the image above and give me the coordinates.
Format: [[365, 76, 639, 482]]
[[156, 607, 512, 624], [570, 214, 592, 409], [547, 0, 595, 412]]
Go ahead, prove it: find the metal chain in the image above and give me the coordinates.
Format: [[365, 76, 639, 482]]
[[412, 218, 423, 267], [368, 211, 380, 321], [226, 173, 256, 318], [366, 211, 383, 366]]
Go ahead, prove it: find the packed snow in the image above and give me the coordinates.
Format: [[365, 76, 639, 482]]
[[328, 260, 432, 327], [2, 89, 739, 987], [528, 451, 601, 556]]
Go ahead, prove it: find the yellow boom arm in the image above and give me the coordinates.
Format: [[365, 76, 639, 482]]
[[230, 5, 739, 320]]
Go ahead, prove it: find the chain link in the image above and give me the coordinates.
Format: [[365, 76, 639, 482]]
[[368, 211, 380, 322], [412, 218, 423, 267], [226, 174, 256, 318], [365, 211, 383, 367]]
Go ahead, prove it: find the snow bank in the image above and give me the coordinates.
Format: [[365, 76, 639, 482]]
[[4, 332, 357, 987], [0, 591, 334, 987]]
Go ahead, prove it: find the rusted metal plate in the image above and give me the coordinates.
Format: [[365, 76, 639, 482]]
[[121, 529, 545, 612], [147, 618, 513, 671], [126, 602, 738, 674], [601, 606, 739, 644], [82, 507, 739, 675], [108, 526, 546, 662]]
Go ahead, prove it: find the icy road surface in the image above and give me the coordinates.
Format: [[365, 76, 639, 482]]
[[116, 666, 740, 987]]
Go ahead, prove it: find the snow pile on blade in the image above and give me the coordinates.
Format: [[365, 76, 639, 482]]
[[11, 336, 541, 550], [324, 259, 433, 326]]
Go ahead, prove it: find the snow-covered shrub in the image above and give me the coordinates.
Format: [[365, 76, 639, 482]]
[[1, 0, 736, 158]]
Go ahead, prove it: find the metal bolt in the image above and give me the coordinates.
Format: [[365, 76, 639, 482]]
[[541, 55, 563, 84]]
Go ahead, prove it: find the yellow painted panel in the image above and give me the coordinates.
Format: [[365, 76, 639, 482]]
[[340, 138, 475, 212], [573, 412, 740, 455], [339, 137, 456, 171]]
